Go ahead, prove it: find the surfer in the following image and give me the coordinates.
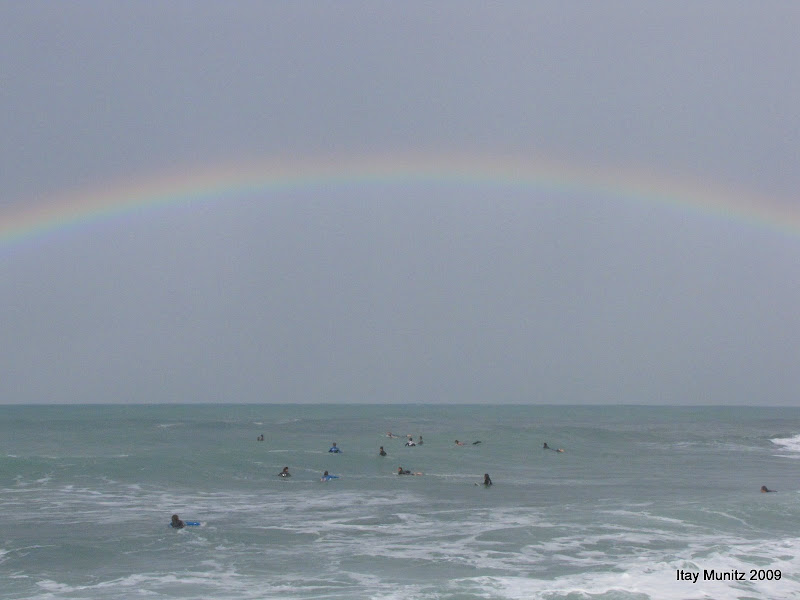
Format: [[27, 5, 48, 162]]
[[397, 466, 422, 476], [761, 485, 776, 493], [170, 514, 185, 529], [329, 442, 342, 453], [483, 473, 493, 487], [320, 470, 338, 481], [279, 467, 291, 477], [379, 446, 387, 456], [543, 442, 564, 452]]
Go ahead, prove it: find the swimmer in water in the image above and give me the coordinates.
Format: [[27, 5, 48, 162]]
[[320, 470, 339, 481], [483, 473, 493, 487], [418, 435, 423, 445], [387, 431, 399, 438], [170, 514, 185, 529], [379, 446, 387, 456], [257, 434, 264, 441], [405, 440, 416, 447], [454, 440, 464, 446], [279, 466, 291, 477], [329, 442, 342, 453], [543, 442, 564, 452], [761, 485, 776, 493]]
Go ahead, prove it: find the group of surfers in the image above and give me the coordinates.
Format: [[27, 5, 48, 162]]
[[172, 439, 777, 529], [265, 435, 519, 486], [258, 436, 569, 485]]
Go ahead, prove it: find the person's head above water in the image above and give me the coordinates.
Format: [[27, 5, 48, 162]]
[[761, 485, 776, 492]]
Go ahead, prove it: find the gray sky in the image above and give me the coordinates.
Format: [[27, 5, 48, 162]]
[[1, 2, 799, 405]]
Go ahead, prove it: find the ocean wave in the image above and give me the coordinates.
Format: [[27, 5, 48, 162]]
[[9, 503, 800, 600], [771, 434, 800, 457]]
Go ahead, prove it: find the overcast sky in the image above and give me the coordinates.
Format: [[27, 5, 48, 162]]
[[1, 2, 798, 405]]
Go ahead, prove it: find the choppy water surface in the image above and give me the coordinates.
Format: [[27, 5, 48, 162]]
[[2, 404, 799, 599]]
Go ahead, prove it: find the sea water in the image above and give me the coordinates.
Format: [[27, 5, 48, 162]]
[[2, 404, 800, 600]]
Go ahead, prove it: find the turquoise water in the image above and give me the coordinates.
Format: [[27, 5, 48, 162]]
[[2, 404, 800, 599]]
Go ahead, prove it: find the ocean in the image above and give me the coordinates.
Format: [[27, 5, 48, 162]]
[[2, 404, 799, 600]]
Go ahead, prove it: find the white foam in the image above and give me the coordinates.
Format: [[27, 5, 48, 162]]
[[772, 434, 800, 458], [455, 539, 800, 600], [14, 499, 800, 600]]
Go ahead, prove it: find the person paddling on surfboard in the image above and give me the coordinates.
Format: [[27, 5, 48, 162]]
[[397, 466, 422, 475], [169, 514, 200, 527], [543, 442, 564, 452]]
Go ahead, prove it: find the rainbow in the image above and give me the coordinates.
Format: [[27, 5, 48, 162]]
[[2, 154, 798, 247]]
